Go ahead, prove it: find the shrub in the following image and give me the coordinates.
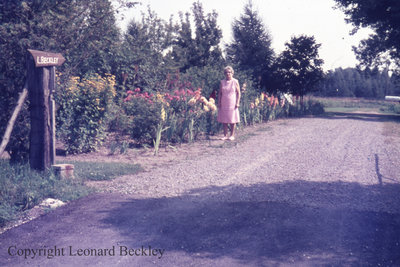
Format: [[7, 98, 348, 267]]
[[56, 73, 116, 154], [123, 91, 162, 144]]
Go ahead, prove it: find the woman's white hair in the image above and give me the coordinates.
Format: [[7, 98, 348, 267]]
[[224, 66, 234, 74]]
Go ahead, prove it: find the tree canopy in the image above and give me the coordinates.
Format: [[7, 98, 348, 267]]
[[334, 0, 400, 71], [275, 35, 324, 99], [318, 67, 398, 98], [226, 1, 274, 90], [170, 1, 224, 72]]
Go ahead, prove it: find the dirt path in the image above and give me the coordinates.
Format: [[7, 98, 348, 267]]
[[1, 113, 400, 266]]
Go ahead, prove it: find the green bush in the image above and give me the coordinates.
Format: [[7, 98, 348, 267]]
[[122, 91, 162, 144], [56, 73, 116, 154], [288, 98, 325, 116]]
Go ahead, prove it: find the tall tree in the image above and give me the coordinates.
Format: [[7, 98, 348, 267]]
[[170, 1, 223, 72], [276, 35, 324, 101], [334, 0, 400, 71], [226, 0, 274, 90], [118, 6, 173, 91]]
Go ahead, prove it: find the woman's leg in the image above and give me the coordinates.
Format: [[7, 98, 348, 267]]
[[230, 123, 235, 137], [223, 123, 228, 137]]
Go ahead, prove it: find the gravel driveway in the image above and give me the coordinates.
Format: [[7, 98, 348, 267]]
[[1, 113, 399, 266]]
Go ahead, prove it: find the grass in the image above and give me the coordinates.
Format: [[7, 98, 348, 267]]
[[0, 159, 143, 227], [0, 160, 92, 226], [60, 161, 143, 181], [313, 96, 400, 114]]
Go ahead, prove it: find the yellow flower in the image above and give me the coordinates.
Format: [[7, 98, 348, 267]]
[[255, 97, 260, 107], [200, 96, 208, 104], [208, 102, 217, 112], [203, 105, 210, 112], [161, 105, 166, 122], [188, 97, 197, 106], [260, 93, 264, 101], [156, 92, 164, 103]]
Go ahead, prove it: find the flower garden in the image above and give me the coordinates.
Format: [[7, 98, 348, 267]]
[[55, 72, 324, 156]]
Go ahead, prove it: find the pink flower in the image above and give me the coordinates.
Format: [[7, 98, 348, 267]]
[[127, 90, 134, 95], [135, 88, 141, 92]]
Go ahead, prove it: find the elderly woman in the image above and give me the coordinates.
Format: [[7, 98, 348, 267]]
[[217, 66, 241, 140]]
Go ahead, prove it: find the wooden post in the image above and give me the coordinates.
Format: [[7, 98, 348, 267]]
[[49, 66, 56, 165], [27, 50, 65, 171]]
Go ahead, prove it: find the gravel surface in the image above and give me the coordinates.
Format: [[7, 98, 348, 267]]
[[1, 113, 400, 266], [90, 114, 400, 213]]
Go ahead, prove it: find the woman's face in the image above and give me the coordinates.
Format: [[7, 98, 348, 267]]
[[224, 69, 233, 80]]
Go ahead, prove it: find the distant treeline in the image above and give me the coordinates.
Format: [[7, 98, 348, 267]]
[[318, 67, 400, 98]]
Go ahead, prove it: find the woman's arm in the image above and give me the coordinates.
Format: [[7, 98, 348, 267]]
[[218, 80, 223, 108], [235, 80, 241, 108]]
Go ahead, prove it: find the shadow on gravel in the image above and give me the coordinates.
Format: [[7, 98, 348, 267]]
[[102, 181, 400, 266], [322, 111, 400, 123]]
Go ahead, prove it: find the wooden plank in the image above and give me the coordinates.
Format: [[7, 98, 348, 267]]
[[0, 83, 28, 158], [28, 49, 65, 67]]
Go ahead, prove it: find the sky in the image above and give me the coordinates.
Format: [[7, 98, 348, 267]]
[[117, 0, 373, 71]]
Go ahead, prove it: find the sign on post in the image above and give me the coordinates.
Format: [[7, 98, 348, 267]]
[[27, 49, 64, 171], [28, 49, 65, 67]]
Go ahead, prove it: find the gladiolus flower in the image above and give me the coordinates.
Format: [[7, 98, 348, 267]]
[[200, 96, 207, 104], [255, 97, 260, 107], [161, 105, 166, 121], [124, 95, 132, 102], [250, 103, 255, 109], [274, 98, 279, 108], [188, 97, 197, 106], [203, 105, 210, 112], [208, 102, 217, 111]]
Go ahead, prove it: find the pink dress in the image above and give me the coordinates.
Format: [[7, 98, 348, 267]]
[[217, 78, 240, 123]]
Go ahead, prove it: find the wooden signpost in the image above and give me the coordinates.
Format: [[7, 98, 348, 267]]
[[27, 49, 65, 171]]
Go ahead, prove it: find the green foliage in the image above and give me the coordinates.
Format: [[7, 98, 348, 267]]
[[63, 161, 143, 181], [334, 0, 400, 71], [183, 64, 224, 97], [0, 0, 122, 163], [56, 73, 117, 154], [275, 35, 324, 99], [169, 1, 224, 72], [116, 7, 172, 93], [318, 67, 398, 98], [123, 93, 162, 144], [226, 1, 274, 89], [0, 160, 91, 227]]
